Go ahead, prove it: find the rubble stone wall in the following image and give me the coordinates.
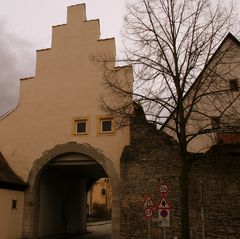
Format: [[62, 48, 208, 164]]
[[189, 146, 240, 239], [120, 109, 240, 238], [120, 110, 182, 239]]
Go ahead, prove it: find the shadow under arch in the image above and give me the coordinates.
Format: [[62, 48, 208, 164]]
[[22, 142, 120, 239]]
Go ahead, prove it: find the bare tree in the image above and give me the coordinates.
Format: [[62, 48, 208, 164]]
[[100, 0, 240, 238]]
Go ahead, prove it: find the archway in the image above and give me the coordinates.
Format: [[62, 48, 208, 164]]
[[22, 142, 120, 239]]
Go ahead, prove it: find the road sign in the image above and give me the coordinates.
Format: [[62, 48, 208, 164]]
[[159, 209, 170, 227], [158, 183, 169, 194], [143, 195, 155, 208], [157, 195, 171, 209], [144, 207, 153, 219]]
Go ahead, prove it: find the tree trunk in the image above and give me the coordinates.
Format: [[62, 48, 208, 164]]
[[180, 150, 190, 239]]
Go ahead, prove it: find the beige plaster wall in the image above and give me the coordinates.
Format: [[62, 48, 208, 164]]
[[188, 37, 240, 152], [164, 36, 240, 153], [0, 4, 132, 180], [91, 178, 112, 206], [0, 189, 24, 239]]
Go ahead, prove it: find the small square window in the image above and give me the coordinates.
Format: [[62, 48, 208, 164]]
[[101, 119, 112, 133], [97, 116, 115, 135], [73, 118, 89, 135], [76, 121, 87, 134], [229, 79, 239, 91]]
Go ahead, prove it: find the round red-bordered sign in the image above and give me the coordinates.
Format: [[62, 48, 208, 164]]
[[160, 209, 169, 217], [144, 207, 153, 219], [158, 183, 169, 195]]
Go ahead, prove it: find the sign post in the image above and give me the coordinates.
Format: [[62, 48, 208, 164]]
[[143, 184, 171, 239], [143, 195, 155, 239], [157, 183, 171, 239], [144, 207, 153, 239], [157, 195, 171, 227]]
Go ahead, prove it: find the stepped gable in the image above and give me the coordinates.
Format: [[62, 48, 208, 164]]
[[20, 3, 114, 82], [0, 3, 119, 122], [0, 152, 27, 191]]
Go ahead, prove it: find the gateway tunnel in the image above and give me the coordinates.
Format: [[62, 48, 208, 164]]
[[37, 152, 111, 238]]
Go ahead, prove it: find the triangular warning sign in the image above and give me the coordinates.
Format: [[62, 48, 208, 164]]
[[143, 195, 155, 208], [157, 195, 171, 209]]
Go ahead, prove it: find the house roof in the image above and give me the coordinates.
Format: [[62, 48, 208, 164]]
[[0, 152, 28, 191], [160, 32, 240, 131]]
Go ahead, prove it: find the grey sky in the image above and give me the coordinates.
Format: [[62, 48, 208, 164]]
[[0, 0, 126, 116], [0, 0, 239, 116]]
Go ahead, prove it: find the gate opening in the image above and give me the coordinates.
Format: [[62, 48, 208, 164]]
[[38, 153, 112, 238]]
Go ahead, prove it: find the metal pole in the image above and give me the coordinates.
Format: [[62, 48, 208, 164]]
[[200, 180, 205, 239], [163, 228, 166, 239], [148, 219, 151, 239]]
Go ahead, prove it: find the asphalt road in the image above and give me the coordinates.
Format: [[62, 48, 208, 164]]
[[71, 221, 112, 239], [39, 221, 111, 239]]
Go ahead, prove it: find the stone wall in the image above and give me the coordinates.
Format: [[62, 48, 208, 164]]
[[120, 105, 240, 238], [189, 145, 240, 239], [120, 106, 182, 239]]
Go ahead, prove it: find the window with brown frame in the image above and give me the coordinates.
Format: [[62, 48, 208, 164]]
[[72, 118, 89, 135], [97, 116, 115, 135], [101, 119, 113, 133]]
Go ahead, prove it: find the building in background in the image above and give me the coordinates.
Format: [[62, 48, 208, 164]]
[[163, 33, 240, 153], [87, 178, 112, 220]]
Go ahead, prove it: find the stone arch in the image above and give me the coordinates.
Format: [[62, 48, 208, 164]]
[[22, 142, 120, 239]]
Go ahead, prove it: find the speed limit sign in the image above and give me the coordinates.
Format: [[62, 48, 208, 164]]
[[158, 183, 169, 194], [144, 207, 153, 219]]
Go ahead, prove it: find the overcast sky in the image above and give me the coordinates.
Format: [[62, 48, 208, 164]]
[[0, 0, 239, 116], [0, 0, 126, 116]]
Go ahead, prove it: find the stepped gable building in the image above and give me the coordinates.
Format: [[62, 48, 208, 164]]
[[0, 4, 239, 239], [0, 4, 132, 239]]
